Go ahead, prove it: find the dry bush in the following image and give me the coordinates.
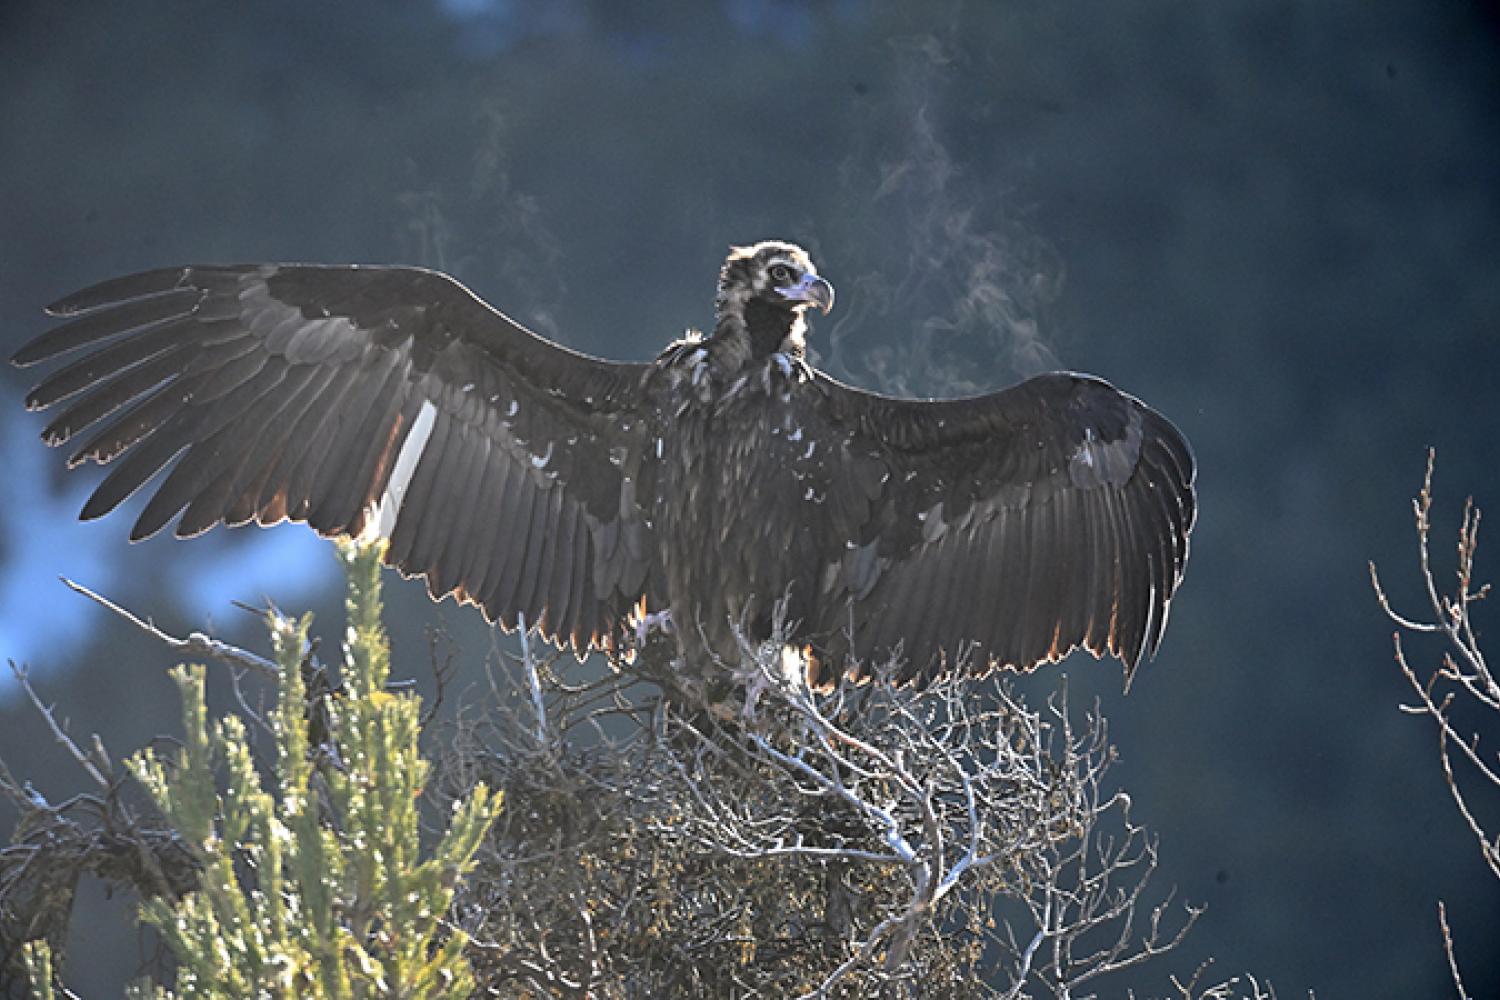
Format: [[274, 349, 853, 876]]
[[438, 619, 1208, 998]]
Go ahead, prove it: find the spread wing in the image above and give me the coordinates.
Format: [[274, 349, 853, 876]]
[[802, 371, 1196, 687], [13, 264, 658, 653]]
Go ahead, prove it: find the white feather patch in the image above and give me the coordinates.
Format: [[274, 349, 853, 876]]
[[365, 399, 438, 541]]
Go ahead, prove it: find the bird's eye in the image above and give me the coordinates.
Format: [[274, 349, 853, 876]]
[[770, 264, 793, 284]]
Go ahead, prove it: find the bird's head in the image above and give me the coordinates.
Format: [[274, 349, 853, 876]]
[[716, 241, 835, 322]]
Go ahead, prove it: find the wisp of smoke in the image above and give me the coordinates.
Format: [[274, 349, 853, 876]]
[[397, 102, 567, 340], [826, 30, 1062, 398]]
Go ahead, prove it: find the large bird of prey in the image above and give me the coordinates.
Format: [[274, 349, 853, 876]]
[[12, 241, 1195, 687]]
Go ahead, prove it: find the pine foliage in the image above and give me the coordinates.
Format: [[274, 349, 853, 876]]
[[116, 539, 500, 999]]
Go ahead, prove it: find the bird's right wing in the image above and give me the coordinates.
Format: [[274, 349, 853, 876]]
[[14, 264, 660, 653]]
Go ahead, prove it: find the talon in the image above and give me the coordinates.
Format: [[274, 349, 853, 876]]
[[633, 609, 675, 645]]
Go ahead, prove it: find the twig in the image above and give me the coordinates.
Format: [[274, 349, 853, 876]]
[[517, 613, 550, 749], [1437, 900, 1470, 1000], [7, 661, 109, 792], [60, 577, 277, 679]]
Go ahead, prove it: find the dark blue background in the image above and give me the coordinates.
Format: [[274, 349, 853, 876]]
[[2, 2, 1497, 994]]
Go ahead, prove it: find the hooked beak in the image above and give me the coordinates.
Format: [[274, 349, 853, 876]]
[[776, 272, 835, 314]]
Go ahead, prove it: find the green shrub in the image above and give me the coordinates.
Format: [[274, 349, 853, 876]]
[[110, 539, 500, 1000]]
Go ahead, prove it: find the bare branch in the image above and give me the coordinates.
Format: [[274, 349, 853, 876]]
[[60, 577, 277, 679], [6, 661, 109, 793]]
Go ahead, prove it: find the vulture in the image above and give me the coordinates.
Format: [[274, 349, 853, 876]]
[[12, 241, 1195, 688]]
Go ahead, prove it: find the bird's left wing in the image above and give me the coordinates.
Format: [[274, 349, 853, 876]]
[[799, 371, 1196, 687], [13, 264, 658, 653]]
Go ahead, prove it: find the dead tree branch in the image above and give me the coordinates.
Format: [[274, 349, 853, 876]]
[[60, 577, 277, 680]]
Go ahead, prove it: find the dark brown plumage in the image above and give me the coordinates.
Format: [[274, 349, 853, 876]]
[[12, 240, 1195, 687]]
